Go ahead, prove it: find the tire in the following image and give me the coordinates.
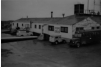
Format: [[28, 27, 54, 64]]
[[21, 35, 23, 36], [55, 41, 58, 45], [76, 42, 80, 48], [31, 34, 33, 36], [51, 42, 54, 45], [62, 40, 66, 43], [69, 45, 73, 47]]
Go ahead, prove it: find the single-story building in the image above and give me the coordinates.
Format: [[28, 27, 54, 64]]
[[11, 17, 63, 36], [11, 18, 31, 30], [30, 18, 63, 36], [11, 15, 101, 41], [42, 15, 101, 41]]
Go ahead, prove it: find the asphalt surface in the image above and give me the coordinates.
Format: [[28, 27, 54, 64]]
[[1, 38, 101, 67], [1, 30, 37, 43]]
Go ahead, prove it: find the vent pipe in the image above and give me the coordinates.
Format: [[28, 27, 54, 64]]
[[27, 16, 28, 18], [51, 11, 53, 18], [62, 14, 65, 18], [87, 0, 89, 14]]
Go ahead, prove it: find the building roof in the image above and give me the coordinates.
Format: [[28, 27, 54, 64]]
[[90, 17, 101, 25], [49, 15, 88, 25], [15, 18, 30, 23], [49, 15, 101, 25], [30, 17, 62, 23], [14, 17, 63, 24], [14, 15, 101, 25]]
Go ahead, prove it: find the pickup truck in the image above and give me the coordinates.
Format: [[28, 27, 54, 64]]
[[49, 35, 66, 45]]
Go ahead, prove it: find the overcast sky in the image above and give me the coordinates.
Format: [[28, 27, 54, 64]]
[[1, 0, 100, 21]]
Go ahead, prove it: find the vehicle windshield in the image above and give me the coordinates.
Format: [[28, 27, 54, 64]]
[[73, 34, 82, 38], [50, 35, 61, 38], [70, 38, 79, 42]]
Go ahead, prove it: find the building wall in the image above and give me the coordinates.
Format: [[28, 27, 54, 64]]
[[60, 25, 73, 39], [43, 24, 49, 34], [47, 24, 73, 39], [73, 17, 101, 34], [11, 22, 17, 29], [30, 23, 44, 34], [30, 22, 73, 39], [11, 22, 30, 30]]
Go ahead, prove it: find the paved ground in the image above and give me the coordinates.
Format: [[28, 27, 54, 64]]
[[1, 36, 101, 67]]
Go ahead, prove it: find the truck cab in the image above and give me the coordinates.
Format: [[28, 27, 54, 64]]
[[69, 38, 81, 48]]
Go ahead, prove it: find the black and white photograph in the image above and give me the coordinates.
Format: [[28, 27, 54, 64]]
[[1, 0, 101, 67]]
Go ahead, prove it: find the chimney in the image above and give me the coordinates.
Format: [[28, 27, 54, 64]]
[[27, 16, 28, 18], [62, 13, 65, 18], [51, 11, 53, 18]]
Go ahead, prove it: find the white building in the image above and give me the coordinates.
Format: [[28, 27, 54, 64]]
[[11, 15, 101, 41], [42, 15, 101, 41], [11, 18, 31, 30], [30, 18, 63, 36]]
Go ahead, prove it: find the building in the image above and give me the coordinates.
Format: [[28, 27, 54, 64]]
[[42, 15, 101, 41], [30, 18, 63, 35], [11, 18, 31, 30], [74, 4, 84, 15], [11, 3, 101, 41], [29, 18, 53, 35], [11, 17, 63, 35], [11, 14, 101, 41]]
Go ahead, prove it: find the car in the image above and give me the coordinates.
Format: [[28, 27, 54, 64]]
[[49, 35, 66, 45], [16, 30, 33, 36]]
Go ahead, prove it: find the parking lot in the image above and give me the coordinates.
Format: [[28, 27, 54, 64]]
[[1, 33, 101, 67]]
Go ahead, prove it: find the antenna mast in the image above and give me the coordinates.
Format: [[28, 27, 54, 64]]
[[94, 0, 95, 12], [100, 0, 101, 14], [87, 0, 89, 14]]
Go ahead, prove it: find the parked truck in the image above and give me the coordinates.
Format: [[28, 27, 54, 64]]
[[69, 29, 101, 48], [49, 35, 67, 44]]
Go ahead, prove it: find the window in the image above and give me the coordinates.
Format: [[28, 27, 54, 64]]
[[13, 23, 14, 25], [17, 23, 18, 27], [30, 21, 33, 28], [61, 27, 68, 33], [22, 24, 23, 26], [39, 25, 41, 29], [92, 27, 95, 29], [76, 27, 84, 31], [35, 25, 37, 28], [97, 26, 100, 29], [48, 25, 54, 31]]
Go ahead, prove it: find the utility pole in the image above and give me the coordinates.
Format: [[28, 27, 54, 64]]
[[100, 0, 101, 15], [87, 0, 89, 14], [94, 0, 95, 12]]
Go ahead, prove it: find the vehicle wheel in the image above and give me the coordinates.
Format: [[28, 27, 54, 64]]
[[62, 40, 66, 43], [51, 42, 54, 45], [76, 43, 80, 48], [69, 45, 72, 47], [55, 41, 58, 45], [21, 35, 23, 36], [30, 34, 33, 36]]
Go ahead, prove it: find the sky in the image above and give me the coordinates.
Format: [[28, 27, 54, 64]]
[[1, 0, 101, 21]]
